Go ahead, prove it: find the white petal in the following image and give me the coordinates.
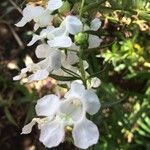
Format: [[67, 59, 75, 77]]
[[39, 120, 65, 148], [48, 36, 72, 48], [13, 74, 22, 81], [88, 35, 102, 48], [65, 16, 83, 35], [35, 94, 60, 116], [50, 25, 66, 37], [59, 99, 84, 122], [27, 35, 42, 46], [21, 119, 36, 134], [30, 6, 44, 19], [73, 117, 99, 149], [66, 51, 79, 65], [82, 90, 100, 115], [91, 18, 101, 31], [15, 18, 28, 27], [48, 0, 63, 11], [35, 50, 61, 72], [69, 43, 79, 51], [46, 50, 62, 71], [91, 77, 101, 88], [65, 82, 85, 99], [15, 5, 44, 27], [35, 44, 52, 58], [34, 23, 39, 31], [16, 5, 34, 27], [83, 61, 89, 70], [28, 69, 49, 81], [34, 10, 53, 28], [21, 68, 28, 73]]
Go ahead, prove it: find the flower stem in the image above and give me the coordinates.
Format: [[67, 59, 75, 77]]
[[79, 47, 87, 87], [79, 0, 85, 18]]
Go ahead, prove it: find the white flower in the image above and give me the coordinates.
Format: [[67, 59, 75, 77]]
[[28, 15, 83, 47], [65, 82, 100, 115], [27, 26, 72, 48], [13, 44, 62, 82], [15, 5, 53, 30], [22, 82, 100, 149], [15, 0, 63, 30]]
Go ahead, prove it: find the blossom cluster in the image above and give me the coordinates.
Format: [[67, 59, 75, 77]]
[[14, 0, 102, 149]]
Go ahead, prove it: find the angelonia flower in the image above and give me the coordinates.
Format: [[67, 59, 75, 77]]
[[22, 82, 100, 149], [14, 0, 103, 149]]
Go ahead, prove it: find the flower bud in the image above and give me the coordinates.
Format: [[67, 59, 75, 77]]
[[74, 32, 88, 46], [58, 1, 71, 15]]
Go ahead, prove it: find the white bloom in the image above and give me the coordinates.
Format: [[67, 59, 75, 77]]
[[28, 15, 83, 47], [22, 82, 100, 149], [15, 5, 53, 30], [65, 82, 100, 115], [27, 26, 72, 48], [13, 44, 62, 82]]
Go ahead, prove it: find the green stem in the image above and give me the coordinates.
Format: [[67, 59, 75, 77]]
[[79, 0, 85, 18], [79, 47, 87, 87]]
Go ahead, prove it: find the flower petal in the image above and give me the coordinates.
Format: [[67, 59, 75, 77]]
[[15, 18, 28, 27], [65, 16, 83, 35], [35, 44, 53, 58], [66, 51, 79, 65], [34, 10, 53, 28], [15, 5, 44, 27], [28, 69, 49, 82], [35, 94, 60, 116], [91, 18, 101, 31], [46, 50, 62, 71], [48, 35, 72, 48], [39, 120, 65, 148], [72, 117, 99, 149], [27, 35, 42, 46], [15, 5, 33, 27], [82, 90, 100, 115], [21, 119, 36, 134], [91, 77, 101, 88], [31, 6, 45, 19], [65, 82, 85, 99], [59, 99, 84, 122], [88, 35, 102, 48], [48, 0, 63, 11]]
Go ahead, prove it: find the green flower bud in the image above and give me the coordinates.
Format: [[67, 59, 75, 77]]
[[58, 1, 71, 15], [74, 32, 88, 46]]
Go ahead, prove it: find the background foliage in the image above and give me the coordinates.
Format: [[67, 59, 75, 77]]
[[0, 0, 149, 150]]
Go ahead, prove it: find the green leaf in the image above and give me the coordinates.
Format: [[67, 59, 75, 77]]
[[49, 74, 80, 81], [4, 107, 17, 126], [124, 71, 150, 80]]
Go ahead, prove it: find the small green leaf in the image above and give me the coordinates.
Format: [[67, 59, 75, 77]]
[[4, 107, 17, 126], [49, 74, 79, 81]]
